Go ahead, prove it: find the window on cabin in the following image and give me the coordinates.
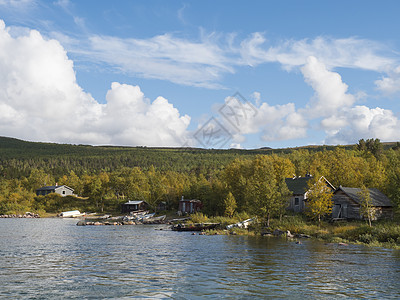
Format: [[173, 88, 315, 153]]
[[62, 190, 66, 195], [294, 197, 299, 206]]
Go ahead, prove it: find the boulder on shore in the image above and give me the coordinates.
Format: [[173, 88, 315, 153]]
[[273, 229, 285, 236]]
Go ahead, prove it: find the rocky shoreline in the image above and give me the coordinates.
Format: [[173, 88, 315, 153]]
[[0, 212, 40, 218], [76, 218, 167, 226]]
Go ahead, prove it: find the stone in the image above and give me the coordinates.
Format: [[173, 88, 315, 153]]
[[76, 221, 86, 226], [273, 229, 285, 236]]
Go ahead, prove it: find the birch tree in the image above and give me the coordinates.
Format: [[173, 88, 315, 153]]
[[305, 178, 333, 223], [358, 185, 375, 227]]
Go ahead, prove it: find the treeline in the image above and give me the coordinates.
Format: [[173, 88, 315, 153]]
[[0, 136, 363, 178], [1, 138, 400, 220]]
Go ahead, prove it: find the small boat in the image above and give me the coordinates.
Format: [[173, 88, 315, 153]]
[[60, 210, 86, 218], [142, 215, 166, 224], [226, 217, 256, 230], [135, 213, 155, 222], [172, 223, 220, 232]]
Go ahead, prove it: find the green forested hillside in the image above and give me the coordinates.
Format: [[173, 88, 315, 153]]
[[0, 136, 345, 178], [1, 136, 400, 220]]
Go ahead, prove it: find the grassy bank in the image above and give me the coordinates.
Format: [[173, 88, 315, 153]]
[[190, 213, 400, 249], [266, 215, 400, 249]]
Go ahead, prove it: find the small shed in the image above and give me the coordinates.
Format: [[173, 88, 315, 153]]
[[285, 175, 335, 212], [121, 200, 148, 214], [332, 186, 393, 220], [178, 197, 202, 214], [36, 185, 75, 197]]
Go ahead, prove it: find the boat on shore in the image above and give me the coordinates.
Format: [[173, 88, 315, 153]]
[[143, 215, 166, 224], [59, 210, 86, 218], [171, 223, 220, 232], [226, 217, 256, 230]]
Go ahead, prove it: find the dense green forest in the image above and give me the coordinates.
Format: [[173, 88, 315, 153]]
[[1, 136, 400, 220]]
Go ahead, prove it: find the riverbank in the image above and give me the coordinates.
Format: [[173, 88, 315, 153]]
[[264, 215, 400, 249], [188, 213, 400, 249]]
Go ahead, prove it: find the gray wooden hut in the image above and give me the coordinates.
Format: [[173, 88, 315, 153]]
[[121, 200, 148, 214], [332, 186, 393, 220], [285, 174, 335, 212]]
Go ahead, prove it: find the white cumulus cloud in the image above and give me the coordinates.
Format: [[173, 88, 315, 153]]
[[375, 66, 400, 95], [323, 106, 400, 144], [0, 20, 190, 146], [298, 56, 400, 144], [301, 56, 356, 117], [217, 94, 308, 142]]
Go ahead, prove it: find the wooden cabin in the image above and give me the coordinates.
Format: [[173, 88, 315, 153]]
[[36, 184, 75, 197], [121, 200, 148, 214], [332, 186, 393, 220], [178, 197, 202, 214], [285, 174, 335, 212]]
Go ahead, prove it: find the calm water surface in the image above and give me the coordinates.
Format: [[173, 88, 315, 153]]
[[1, 218, 399, 299]]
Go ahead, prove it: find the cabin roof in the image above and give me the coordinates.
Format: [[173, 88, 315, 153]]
[[123, 200, 145, 205], [36, 185, 74, 192], [285, 177, 313, 194], [285, 176, 335, 195], [337, 186, 392, 207], [180, 199, 201, 203]]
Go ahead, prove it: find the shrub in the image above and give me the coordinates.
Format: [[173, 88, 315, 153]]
[[332, 225, 357, 235], [341, 224, 372, 241], [189, 212, 209, 223], [358, 233, 375, 244]]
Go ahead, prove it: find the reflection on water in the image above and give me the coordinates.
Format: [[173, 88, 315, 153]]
[[0, 219, 399, 299]]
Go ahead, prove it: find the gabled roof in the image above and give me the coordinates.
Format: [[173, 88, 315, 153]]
[[36, 185, 74, 192], [285, 176, 335, 195], [123, 200, 146, 205], [285, 177, 312, 194], [336, 186, 392, 207]]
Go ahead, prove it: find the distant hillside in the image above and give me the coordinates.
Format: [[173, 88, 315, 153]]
[[0, 136, 395, 178]]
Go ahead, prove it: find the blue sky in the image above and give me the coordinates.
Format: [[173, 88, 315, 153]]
[[1, 0, 400, 149]]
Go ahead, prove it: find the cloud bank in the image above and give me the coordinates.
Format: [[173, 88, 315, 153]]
[[0, 20, 190, 146], [300, 56, 400, 144], [218, 56, 400, 146], [1, 17, 400, 148]]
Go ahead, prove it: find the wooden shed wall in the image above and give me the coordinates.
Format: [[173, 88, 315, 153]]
[[332, 190, 393, 220], [332, 190, 361, 219]]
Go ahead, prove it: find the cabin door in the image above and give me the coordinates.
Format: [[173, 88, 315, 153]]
[[332, 204, 341, 218], [341, 204, 348, 218]]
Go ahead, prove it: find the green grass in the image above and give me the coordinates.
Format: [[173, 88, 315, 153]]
[[170, 212, 400, 248], [267, 215, 400, 248]]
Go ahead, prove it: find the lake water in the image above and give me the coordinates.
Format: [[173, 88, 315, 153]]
[[0, 219, 399, 299]]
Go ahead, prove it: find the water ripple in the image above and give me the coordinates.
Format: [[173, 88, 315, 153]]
[[1, 219, 400, 299]]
